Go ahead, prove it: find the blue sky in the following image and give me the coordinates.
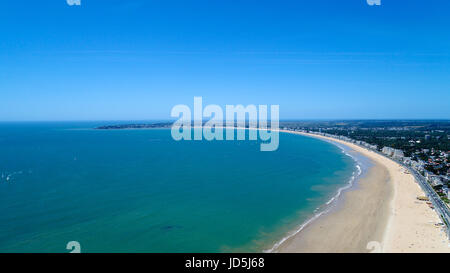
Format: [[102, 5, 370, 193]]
[[1, 0, 449, 121]]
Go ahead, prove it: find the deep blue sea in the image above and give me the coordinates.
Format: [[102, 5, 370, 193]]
[[0, 122, 357, 252]]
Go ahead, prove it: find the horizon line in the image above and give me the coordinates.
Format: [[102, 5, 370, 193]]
[[1, 118, 450, 123]]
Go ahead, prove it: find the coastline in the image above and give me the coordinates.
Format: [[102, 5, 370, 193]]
[[90, 125, 449, 252], [273, 130, 450, 253]]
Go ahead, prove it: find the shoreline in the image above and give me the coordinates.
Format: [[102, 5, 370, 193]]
[[94, 126, 449, 252], [274, 130, 450, 253], [264, 136, 365, 252]]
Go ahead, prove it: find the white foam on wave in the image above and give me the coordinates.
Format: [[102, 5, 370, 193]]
[[265, 143, 364, 253]]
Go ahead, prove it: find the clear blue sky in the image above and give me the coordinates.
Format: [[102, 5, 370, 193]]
[[1, 0, 449, 121]]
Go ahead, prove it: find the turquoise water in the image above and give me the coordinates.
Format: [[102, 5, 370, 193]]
[[0, 122, 356, 253]]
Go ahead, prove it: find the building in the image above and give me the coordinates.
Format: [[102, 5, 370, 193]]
[[381, 146, 404, 160], [430, 176, 443, 187], [403, 157, 412, 165], [411, 160, 425, 172], [393, 149, 404, 160], [440, 175, 450, 185], [368, 144, 378, 150], [382, 147, 395, 157]]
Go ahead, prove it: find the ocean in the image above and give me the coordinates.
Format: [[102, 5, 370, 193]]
[[0, 122, 357, 252]]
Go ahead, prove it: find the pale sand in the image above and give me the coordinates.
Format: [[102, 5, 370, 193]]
[[275, 131, 450, 253]]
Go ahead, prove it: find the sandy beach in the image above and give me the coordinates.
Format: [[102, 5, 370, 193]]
[[275, 131, 450, 253]]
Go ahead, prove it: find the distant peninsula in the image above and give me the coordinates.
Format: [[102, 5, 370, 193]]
[[95, 123, 172, 130]]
